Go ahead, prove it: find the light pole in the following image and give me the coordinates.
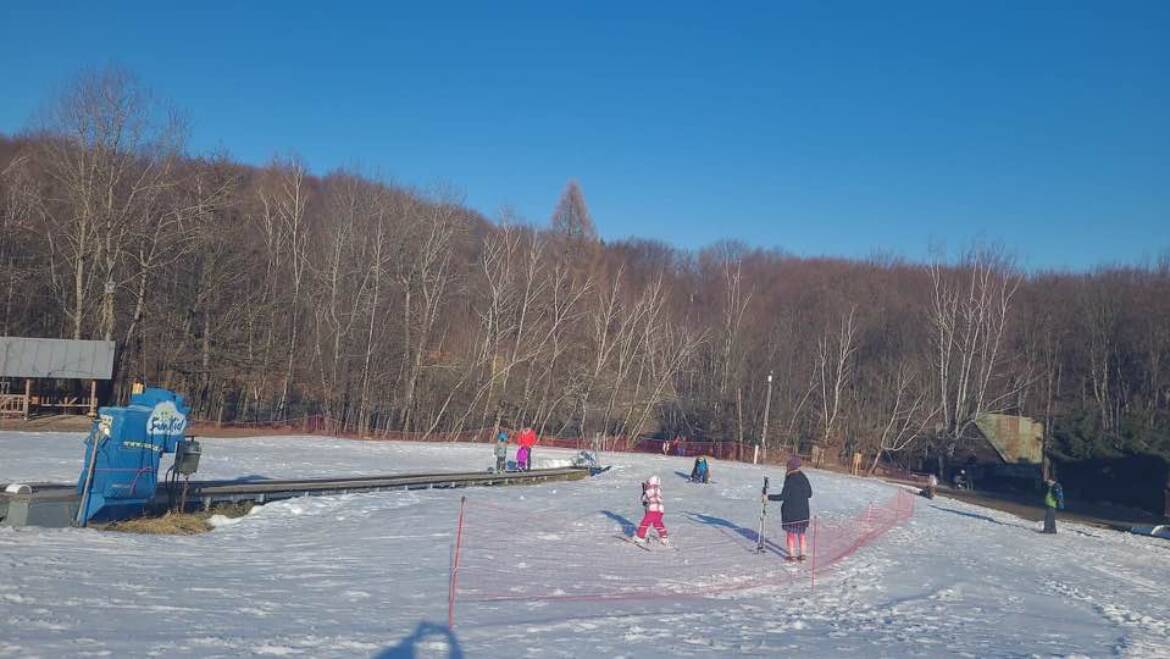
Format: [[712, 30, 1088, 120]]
[[760, 371, 773, 464], [102, 278, 116, 341]]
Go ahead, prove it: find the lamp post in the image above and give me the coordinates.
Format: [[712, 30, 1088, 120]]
[[760, 371, 773, 464], [103, 278, 116, 341]]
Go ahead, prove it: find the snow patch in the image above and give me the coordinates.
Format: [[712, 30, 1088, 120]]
[[2, 431, 1168, 657]]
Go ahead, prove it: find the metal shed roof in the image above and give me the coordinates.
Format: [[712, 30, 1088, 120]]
[[0, 337, 116, 380], [975, 413, 1044, 464]]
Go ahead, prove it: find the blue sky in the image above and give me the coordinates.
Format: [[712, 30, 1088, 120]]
[[2, 1, 1167, 270]]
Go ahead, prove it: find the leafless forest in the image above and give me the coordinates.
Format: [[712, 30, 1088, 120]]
[[2, 68, 1168, 470]]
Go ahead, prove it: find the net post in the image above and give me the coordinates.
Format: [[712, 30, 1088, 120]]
[[810, 516, 818, 592], [448, 495, 467, 628]]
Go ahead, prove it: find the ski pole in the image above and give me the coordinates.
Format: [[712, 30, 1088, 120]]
[[757, 475, 769, 553]]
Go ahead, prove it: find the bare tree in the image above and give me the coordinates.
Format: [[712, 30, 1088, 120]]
[[929, 248, 1023, 467], [867, 366, 936, 474], [0, 153, 38, 336], [31, 66, 184, 341], [257, 158, 311, 420], [396, 192, 462, 431], [817, 305, 859, 452]]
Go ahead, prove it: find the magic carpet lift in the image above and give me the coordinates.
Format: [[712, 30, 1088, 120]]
[[76, 387, 201, 525]]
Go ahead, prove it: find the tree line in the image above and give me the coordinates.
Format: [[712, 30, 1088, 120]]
[[2, 67, 1167, 471]]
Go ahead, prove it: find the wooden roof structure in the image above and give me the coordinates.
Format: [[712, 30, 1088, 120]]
[[0, 337, 115, 380], [0, 337, 115, 419]]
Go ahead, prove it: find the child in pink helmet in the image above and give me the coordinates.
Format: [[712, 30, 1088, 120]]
[[634, 475, 669, 546]]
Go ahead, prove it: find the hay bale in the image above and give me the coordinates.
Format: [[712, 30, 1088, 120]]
[[95, 502, 256, 535], [100, 512, 212, 535]]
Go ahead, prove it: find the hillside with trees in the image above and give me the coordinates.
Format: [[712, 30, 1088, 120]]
[[2, 68, 1168, 477]]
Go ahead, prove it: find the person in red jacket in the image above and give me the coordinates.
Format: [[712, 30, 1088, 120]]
[[634, 475, 669, 546], [516, 427, 537, 471]]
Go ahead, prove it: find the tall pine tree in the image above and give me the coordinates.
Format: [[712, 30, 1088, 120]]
[[550, 180, 598, 242]]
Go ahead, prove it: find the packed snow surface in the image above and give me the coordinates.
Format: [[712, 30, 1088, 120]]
[[2, 431, 1168, 657]]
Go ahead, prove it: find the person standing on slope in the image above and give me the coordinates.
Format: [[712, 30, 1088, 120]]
[[516, 427, 537, 471], [494, 430, 509, 473], [634, 475, 669, 547], [767, 456, 813, 561], [1042, 475, 1065, 534]]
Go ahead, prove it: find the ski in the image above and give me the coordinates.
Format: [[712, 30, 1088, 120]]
[[756, 475, 769, 553], [615, 533, 652, 551]]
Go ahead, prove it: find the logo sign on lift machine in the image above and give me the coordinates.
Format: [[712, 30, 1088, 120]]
[[147, 401, 187, 437]]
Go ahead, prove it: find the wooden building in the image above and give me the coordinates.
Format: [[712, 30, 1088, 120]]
[[0, 337, 115, 419]]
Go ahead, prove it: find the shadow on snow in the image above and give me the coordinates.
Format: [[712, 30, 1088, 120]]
[[374, 621, 463, 659]]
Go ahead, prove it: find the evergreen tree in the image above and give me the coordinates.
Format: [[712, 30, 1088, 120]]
[[550, 179, 598, 242]]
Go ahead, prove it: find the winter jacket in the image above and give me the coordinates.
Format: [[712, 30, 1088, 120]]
[[690, 458, 709, 480], [642, 480, 664, 513], [768, 469, 812, 523], [517, 428, 538, 448], [494, 441, 508, 459], [1044, 482, 1065, 510]]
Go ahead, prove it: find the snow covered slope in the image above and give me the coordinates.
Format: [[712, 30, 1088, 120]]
[[1, 432, 1167, 657]]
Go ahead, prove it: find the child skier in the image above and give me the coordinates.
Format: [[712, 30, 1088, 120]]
[[690, 456, 710, 483], [493, 431, 509, 472], [634, 475, 669, 546], [767, 456, 813, 561]]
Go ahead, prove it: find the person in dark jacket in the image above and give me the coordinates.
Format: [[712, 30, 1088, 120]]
[[767, 455, 813, 560], [690, 456, 710, 483], [1042, 476, 1065, 534]]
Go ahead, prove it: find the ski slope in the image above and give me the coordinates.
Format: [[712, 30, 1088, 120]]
[[1, 431, 1168, 657]]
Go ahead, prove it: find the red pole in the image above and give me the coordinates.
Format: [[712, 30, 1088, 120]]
[[810, 516, 818, 591], [448, 496, 467, 628]]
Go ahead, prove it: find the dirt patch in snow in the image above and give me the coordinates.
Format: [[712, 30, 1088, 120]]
[[97, 502, 255, 535]]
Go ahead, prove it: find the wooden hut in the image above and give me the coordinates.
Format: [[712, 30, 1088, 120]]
[[0, 337, 115, 419]]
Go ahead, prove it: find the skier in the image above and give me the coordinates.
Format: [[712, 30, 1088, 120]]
[[634, 475, 669, 547], [767, 456, 813, 561], [920, 473, 938, 499], [690, 456, 710, 483], [516, 427, 537, 471], [493, 430, 509, 473], [1042, 475, 1065, 534]]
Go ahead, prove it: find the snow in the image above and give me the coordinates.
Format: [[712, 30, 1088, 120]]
[[2, 431, 1169, 657]]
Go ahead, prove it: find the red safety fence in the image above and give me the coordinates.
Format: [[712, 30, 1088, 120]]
[[191, 415, 502, 444], [808, 489, 917, 589], [194, 415, 939, 477], [446, 488, 915, 627], [192, 415, 755, 460]]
